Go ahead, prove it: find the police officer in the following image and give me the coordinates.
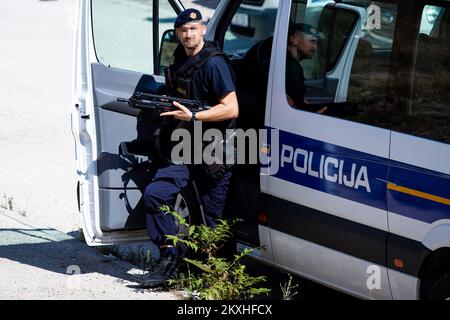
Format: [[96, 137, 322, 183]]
[[286, 23, 327, 114], [140, 8, 239, 288]]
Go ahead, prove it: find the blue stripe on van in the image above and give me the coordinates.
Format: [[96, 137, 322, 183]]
[[271, 129, 389, 211], [268, 129, 450, 224], [388, 163, 450, 223]]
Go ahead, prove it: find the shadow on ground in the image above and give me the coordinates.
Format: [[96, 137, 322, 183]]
[[0, 227, 140, 284]]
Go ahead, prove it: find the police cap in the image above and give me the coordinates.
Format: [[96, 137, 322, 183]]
[[174, 8, 203, 29], [290, 23, 324, 39]]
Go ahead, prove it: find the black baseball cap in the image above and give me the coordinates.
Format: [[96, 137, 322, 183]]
[[290, 23, 324, 39], [174, 8, 203, 29]]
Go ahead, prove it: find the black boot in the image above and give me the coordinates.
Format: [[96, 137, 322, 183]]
[[139, 247, 179, 288]]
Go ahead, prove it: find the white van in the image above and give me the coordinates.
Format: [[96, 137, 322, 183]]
[[72, 0, 450, 299]]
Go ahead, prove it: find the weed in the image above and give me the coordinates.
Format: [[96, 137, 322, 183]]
[[161, 205, 271, 300], [280, 273, 299, 300]]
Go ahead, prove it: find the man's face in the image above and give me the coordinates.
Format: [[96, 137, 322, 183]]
[[288, 32, 318, 61], [176, 21, 206, 50]]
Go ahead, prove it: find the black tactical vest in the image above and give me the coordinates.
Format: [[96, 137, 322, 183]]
[[165, 41, 235, 104], [164, 41, 237, 135]]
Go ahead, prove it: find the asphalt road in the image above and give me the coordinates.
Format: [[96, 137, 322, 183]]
[[0, 208, 178, 299]]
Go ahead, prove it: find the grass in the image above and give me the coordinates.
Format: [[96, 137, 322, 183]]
[[280, 273, 299, 300], [0, 193, 27, 217], [1, 194, 14, 211]]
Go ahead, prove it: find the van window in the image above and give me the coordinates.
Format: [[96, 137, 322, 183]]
[[91, 1, 222, 73], [91, 0, 178, 74], [224, 0, 280, 57], [178, 0, 217, 22], [407, 5, 450, 143], [285, 0, 358, 109], [346, 1, 398, 130], [346, 2, 449, 144], [287, 0, 449, 144], [420, 5, 442, 35]]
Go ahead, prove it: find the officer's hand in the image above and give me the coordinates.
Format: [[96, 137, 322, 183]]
[[160, 101, 192, 122]]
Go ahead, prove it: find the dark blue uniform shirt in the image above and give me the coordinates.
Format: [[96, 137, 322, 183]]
[[171, 42, 235, 106], [171, 42, 236, 132], [193, 55, 236, 106]]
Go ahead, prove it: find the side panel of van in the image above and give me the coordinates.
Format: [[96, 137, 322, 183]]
[[383, 2, 450, 299], [387, 133, 450, 299], [263, 0, 392, 299]]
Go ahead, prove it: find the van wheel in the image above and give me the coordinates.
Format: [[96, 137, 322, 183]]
[[173, 182, 202, 238], [428, 274, 450, 300]]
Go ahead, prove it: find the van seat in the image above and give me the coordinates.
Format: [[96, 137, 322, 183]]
[[233, 37, 273, 130]]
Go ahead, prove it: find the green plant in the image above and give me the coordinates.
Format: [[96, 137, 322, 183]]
[[280, 273, 299, 300], [160, 205, 271, 300], [1, 194, 14, 211], [143, 248, 159, 273]]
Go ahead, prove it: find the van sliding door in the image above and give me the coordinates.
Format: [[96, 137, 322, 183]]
[[264, 0, 392, 299]]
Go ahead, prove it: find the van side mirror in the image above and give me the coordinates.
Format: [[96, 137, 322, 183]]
[[159, 29, 178, 74]]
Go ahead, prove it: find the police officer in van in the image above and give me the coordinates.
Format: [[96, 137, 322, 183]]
[[139, 8, 239, 288], [286, 23, 328, 114]]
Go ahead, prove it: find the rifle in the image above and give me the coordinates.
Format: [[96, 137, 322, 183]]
[[117, 91, 210, 115], [117, 91, 210, 164]]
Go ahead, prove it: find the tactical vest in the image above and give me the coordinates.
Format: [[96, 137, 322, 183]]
[[165, 41, 235, 104], [162, 41, 237, 169]]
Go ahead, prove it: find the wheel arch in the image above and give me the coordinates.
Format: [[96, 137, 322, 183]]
[[418, 247, 450, 299]]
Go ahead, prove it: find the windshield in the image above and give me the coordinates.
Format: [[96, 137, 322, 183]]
[[178, 0, 220, 22]]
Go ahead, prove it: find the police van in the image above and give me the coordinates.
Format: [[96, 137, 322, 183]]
[[72, 0, 450, 299]]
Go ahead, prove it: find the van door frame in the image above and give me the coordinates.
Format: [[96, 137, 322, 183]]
[[263, 0, 393, 299], [73, 0, 185, 246]]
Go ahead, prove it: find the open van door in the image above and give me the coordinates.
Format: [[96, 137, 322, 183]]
[[71, 0, 184, 246]]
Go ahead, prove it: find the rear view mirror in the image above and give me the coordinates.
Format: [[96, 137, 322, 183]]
[[159, 29, 178, 74]]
